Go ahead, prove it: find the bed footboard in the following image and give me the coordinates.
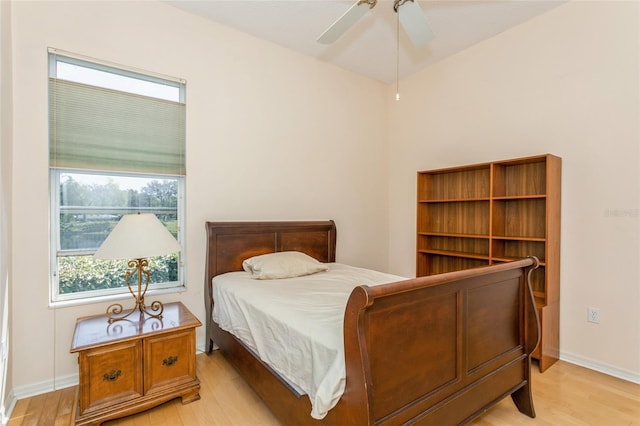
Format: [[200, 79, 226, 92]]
[[204, 221, 540, 425], [342, 257, 540, 425]]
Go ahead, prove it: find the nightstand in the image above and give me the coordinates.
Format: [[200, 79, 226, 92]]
[[70, 302, 201, 426]]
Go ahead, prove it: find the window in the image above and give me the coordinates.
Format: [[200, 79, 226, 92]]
[[49, 49, 186, 304]]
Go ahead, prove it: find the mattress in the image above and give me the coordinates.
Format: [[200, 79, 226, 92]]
[[212, 263, 405, 419]]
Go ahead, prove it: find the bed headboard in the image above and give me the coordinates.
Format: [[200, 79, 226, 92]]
[[204, 220, 337, 351], [205, 219, 336, 285]]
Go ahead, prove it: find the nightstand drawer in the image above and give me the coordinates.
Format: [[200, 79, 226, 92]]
[[79, 340, 143, 413], [144, 329, 196, 394], [71, 302, 201, 425]]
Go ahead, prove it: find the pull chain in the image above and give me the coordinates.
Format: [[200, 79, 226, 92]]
[[396, 9, 400, 101]]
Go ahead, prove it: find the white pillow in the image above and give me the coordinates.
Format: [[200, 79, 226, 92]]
[[242, 251, 329, 280]]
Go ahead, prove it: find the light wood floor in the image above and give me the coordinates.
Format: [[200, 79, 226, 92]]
[[8, 352, 640, 425]]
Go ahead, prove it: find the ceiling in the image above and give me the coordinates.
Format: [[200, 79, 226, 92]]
[[167, 0, 566, 84]]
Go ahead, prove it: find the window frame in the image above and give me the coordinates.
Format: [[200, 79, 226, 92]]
[[48, 50, 186, 306], [48, 48, 186, 103], [49, 169, 186, 307]]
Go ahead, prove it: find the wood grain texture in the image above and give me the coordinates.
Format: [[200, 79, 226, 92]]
[[417, 154, 561, 372], [70, 302, 201, 425], [204, 221, 539, 425], [8, 355, 640, 426]]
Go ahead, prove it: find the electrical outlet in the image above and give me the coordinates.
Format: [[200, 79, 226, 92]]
[[587, 307, 600, 324]]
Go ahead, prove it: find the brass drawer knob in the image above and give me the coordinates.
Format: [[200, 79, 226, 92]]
[[103, 369, 122, 382], [162, 355, 178, 366]]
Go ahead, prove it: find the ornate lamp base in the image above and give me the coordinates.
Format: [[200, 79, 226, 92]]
[[106, 299, 164, 323], [106, 258, 164, 323]]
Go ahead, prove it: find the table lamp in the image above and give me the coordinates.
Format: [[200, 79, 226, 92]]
[[94, 212, 181, 323]]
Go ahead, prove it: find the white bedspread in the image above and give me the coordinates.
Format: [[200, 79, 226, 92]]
[[212, 263, 405, 419]]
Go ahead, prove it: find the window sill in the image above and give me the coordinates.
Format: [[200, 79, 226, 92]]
[[49, 284, 187, 309]]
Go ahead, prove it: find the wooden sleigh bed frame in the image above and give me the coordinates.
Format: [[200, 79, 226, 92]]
[[204, 220, 540, 425]]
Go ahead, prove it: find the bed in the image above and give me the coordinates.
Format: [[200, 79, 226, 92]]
[[204, 220, 540, 425]]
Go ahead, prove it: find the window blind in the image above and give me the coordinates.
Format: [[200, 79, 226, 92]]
[[49, 78, 186, 176]]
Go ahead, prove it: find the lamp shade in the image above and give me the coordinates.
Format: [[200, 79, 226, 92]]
[[94, 212, 181, 260]]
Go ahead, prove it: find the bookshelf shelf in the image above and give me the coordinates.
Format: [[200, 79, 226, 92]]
[[416, 154, 561, 372]]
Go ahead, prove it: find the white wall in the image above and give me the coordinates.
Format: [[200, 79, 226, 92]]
[[9, 0, 389, 394], [0, 0, 14, 421], [387, 1, 640, 381], [7, 0, 639, 406]]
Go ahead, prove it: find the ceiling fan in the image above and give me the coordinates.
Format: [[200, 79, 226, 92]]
[[317, 0, 435, 47]]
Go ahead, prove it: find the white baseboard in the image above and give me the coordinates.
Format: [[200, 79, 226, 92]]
[[3, 351, 635, 424], [560, 351, 640, 384], [2, 373, 78, 424], [1, 388, 16, 426], [2, 347, 209, 423], [12, 373, 78, 399]]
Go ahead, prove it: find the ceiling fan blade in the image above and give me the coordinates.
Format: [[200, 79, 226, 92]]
[[317, 1, 370, 44], [398, 0, 434, 47]]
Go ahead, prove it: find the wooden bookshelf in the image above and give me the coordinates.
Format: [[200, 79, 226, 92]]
[[417, 154, 561, 372]]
